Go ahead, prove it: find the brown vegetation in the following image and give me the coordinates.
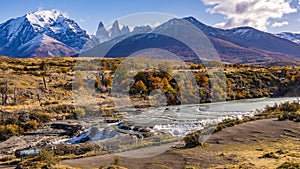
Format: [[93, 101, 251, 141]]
[[1, 57, 300, 168]]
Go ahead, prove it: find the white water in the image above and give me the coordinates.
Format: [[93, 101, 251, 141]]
[[125, 97, 299, 136], [65, 97, 298, 143], [66, 127, 121, 144]]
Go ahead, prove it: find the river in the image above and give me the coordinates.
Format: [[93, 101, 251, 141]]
[[65, 97, 299, 144]]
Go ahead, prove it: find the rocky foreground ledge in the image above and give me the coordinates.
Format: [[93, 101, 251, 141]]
[[61, 119, 300, 169]]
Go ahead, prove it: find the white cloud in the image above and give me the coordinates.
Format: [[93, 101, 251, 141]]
[[214, 22, 226, 28], [272, 21, 289, 27], [150, 22, 162, 28], [202, 0, 297, 31]]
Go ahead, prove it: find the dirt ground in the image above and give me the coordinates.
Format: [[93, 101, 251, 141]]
[[61, 119, 300, 169]]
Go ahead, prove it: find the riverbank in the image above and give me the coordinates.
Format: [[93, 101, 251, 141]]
[[1, 57, 300, 168], [61, 118, 300, 169]]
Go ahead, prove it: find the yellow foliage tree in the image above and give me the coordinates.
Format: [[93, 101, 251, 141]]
[[134, 80, 147, 94]]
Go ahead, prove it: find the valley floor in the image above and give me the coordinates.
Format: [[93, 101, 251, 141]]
[[61, 119, 300, 169]]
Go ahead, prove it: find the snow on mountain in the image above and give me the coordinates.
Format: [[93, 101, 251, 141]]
[[1, 10, 299, 61], [82, 16, 300, 65], [120, 25, 130, 35], [17, 34, 78, 57], [183, 17, 221, 37], [133, 25, 153, 33], [26, 10, 65, 32], [0, 10, 89, 57], [275, 32, 300, 44], [229, 27, 262, 40], [0, 16, 35, 54], [26, 10, 89, 50]]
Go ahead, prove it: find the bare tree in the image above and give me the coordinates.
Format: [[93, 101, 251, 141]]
[[95, 68, 107, 92], [42, 75, 47, 91], [39, 61, 50, 91], [96, 68, 106, 86], [37, 89, 42, 106], [13, 87, 18, 104], [1, 81, 8, 106]]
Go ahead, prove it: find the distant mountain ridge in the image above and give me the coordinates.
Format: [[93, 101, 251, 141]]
[[0, 10, 299, 65], [275, 32, 300, 44], [182, 17, 300, 63], [88, 20, 153, 49], [81, 17, 300, 65]]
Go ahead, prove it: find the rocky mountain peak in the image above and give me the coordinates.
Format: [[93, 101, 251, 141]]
[[96, 21, 109, 41], [110, 20, 121, 38]]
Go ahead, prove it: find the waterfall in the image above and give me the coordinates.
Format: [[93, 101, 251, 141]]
[[66, 127, 121, 144]]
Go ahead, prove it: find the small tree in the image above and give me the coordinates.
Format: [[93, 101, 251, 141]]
[[1, 81, 8, 106], [76, 107, 86, 118], [13, 87, 18, 104], [39, 150, 60, 167], [134, 80, 147, 95], [104, 77, 113, 88], [112, 156, 121, 166], [36, 89, 43, 106], [25, 120, 38, 131], [95, 68, 110, 92]]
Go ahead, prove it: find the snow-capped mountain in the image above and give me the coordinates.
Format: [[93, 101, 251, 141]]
[[82, 17, 300, 65], [0, 10, 89, 57], [275, 32, 300, 44], [0, 10, 299, 64], [17, 34, 78, 58], [229, 27, 262, 40], [182, 17, 300, 59]]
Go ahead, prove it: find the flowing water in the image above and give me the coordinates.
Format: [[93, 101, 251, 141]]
[[66, 97, 299, 144]]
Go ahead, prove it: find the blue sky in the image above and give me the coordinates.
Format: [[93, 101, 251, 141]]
[[0, 0, 300, 34]]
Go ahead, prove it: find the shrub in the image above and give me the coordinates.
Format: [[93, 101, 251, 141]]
[[0, 124, 23, 141], [76, 107, 86, 118], [277, 162, 300, 169], [258, 101, 300, 121], [112, 156, 121, 166], [105, 77, 113, 88], [259, 152, 278, 159], [38, 150, 60, 167], [51, 101, 59, 104], [183, 130, 201, 148], [29, 112, 52, 123], [214, 118, 249, 133], [53, 143, 100, 156], [44, 101, 52, 106], [25, 120, 38, 131], [0, 155, 15, 162]]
